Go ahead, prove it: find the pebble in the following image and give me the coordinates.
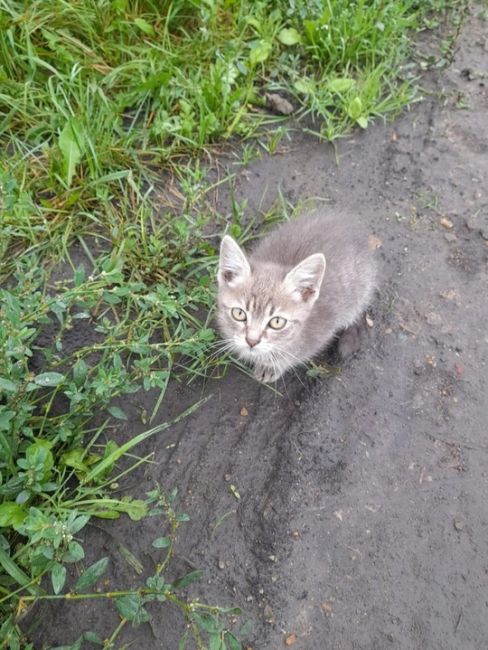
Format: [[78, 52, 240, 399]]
[[321, 599, 335, 616], [425, 354, 436, 367], [440, 217, 454, 229], [454, 363, 465, 379], [368, 234, 383, 250], [218, 560, 225, 570], [444, 233, 457, 243], [426, 312, 442, 326], [265, 93, 295, 115], [263, 604, 274, 621], [454, 519, 464, 531], [440, 289, 458, 300]]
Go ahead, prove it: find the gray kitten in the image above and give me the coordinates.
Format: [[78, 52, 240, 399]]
[[217, 211, 377, 382]]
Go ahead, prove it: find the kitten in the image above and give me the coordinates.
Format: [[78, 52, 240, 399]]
[[217, 211, 377, 382]]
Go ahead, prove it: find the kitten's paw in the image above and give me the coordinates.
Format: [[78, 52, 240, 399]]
[[253, 365, 284, 384], [337, 323, 362, 359]]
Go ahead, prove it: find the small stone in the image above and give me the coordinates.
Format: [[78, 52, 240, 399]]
[[385, 327, 392, 334], [265, 93, 295, 115], [426, 312, 442, 326], [365, 313, 374, 328], [454, 519, 464, 531], [218, 560, 225, 570], [368, 234, 383, 250], [321, 598, 335, 616], [291, 529, 300, 539], [440, 217, 454, 229], [224, 473, 231, 481], [284, 634, 297, 646], [440, 289, 458, 300], [444, 233, 457, 243], [263, 604, 274, 622], [425, 354, 437, 367], [240, 406, 249, 417], [454, 363, 465, 379]]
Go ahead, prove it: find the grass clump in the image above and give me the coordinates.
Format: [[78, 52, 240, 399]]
[[0, 0, 467, 647]]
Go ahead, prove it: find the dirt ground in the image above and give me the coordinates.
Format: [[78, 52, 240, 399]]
[[26, 8, 488, 650]]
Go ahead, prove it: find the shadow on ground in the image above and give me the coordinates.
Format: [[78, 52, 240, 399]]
[[27, 9, 488, 650]]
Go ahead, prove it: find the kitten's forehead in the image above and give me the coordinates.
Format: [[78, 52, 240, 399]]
[[219, 262, 299, 317], [244, 290, 275, 318]]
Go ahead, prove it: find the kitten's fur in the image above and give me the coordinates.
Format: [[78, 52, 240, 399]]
[[217, 211, 377, 382]]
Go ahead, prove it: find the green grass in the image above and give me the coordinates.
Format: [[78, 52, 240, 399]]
[[0, 0, 468, 647]]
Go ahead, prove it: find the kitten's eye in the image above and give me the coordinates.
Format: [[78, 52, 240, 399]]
[[231, 307, 247, 322], [268, 316, 287, 330]]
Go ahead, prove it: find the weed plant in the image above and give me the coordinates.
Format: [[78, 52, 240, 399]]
[[0, 0, 467, 647]]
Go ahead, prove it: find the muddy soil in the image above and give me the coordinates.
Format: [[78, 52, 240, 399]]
[[26, 8, 488, 650]]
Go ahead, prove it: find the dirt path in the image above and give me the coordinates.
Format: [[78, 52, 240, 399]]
[[29, 9, 488, 650]]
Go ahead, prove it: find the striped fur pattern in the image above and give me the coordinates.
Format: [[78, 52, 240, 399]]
[[217, 211, 377, 383]]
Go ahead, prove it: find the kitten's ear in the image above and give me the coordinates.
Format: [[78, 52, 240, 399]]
[[218, 235, 251, 286], [284, 253, 326, 304]]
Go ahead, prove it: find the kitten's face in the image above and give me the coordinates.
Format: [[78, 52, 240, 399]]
[[217, 236, 325, 365]]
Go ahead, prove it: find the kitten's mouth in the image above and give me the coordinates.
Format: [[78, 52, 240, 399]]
[[235, 344, 270, 364]]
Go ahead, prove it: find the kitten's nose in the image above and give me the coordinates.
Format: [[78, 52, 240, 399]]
[[245, 335, 260, 348]]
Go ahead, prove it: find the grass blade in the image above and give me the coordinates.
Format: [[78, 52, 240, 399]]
[[82, 397, 211, 484]]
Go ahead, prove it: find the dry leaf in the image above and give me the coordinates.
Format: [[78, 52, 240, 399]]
[[284, 634, 297, 646]]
